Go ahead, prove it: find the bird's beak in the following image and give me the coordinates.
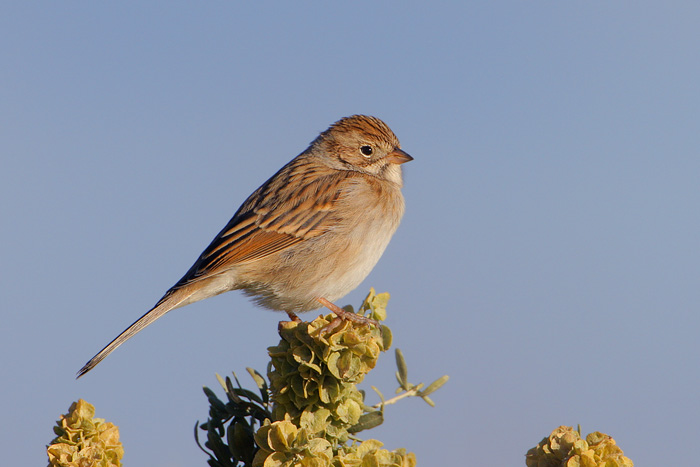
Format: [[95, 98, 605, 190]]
[[386, 148, 414, 165]]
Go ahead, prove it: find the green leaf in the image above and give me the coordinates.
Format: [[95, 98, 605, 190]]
[[194, 421, 211, 457], [380, 325, 392, 350], [420, 375, 449, 396], [232, 372, 244, 388], [203, 387, 228, 413], [395, 348, 408, 388], [229, 419, 256, 463], [363, 288, 376, 308], [347, 410, 384, 433], [420, 395, 435, 407], [247, 367, 267, 390], [224, 377, 242, 404], [216, 373, 227, 391], [226, 420, 241, 462], [371, 385, 385, 404], [207, 423, 233, 466]]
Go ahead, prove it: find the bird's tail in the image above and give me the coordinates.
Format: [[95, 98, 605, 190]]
[[76, 287, 194, 378]]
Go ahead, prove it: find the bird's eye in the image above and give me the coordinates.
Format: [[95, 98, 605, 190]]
[[360, 145, 373, 157]]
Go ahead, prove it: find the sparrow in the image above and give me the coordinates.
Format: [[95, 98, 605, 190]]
[[77, 115, 412, 377]]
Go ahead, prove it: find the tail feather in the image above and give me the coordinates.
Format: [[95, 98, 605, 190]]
[[76, 287, 193, 378]]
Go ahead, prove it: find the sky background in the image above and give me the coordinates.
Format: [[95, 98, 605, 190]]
[[2, 2, 699, 466]]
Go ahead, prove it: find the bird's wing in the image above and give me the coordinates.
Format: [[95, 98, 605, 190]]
[[174, 167, 354, 286]]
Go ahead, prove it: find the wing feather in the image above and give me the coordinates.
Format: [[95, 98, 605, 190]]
[[171, 161, 356, 289]]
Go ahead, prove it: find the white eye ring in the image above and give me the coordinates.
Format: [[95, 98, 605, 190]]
[[360, 145, 373, 157]]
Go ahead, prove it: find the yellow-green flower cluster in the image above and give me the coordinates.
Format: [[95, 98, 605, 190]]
[[47, 399, 123, 467], [267, 290, 391, 442], [253, 419, 332, 467], [255, 289, 415, 466], [335, 439, 416, 467], [526, 426, 633, 467], [253, 420, 415, 467]]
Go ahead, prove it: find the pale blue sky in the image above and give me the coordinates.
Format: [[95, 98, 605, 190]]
[[2, 2, 699, 466]]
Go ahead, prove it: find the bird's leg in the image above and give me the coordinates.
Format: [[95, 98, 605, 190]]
[[316, 297, 380, 328], [285, 310, 302, 322]]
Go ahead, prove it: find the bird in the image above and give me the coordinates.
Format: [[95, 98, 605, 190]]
[[77, 115, 412, 377]]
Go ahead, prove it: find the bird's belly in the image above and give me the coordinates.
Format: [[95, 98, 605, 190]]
[[236, 210, 400, 312]]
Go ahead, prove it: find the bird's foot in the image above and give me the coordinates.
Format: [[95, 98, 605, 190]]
[[285, 310, 302, 322], [316, 297, 380, 328]]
